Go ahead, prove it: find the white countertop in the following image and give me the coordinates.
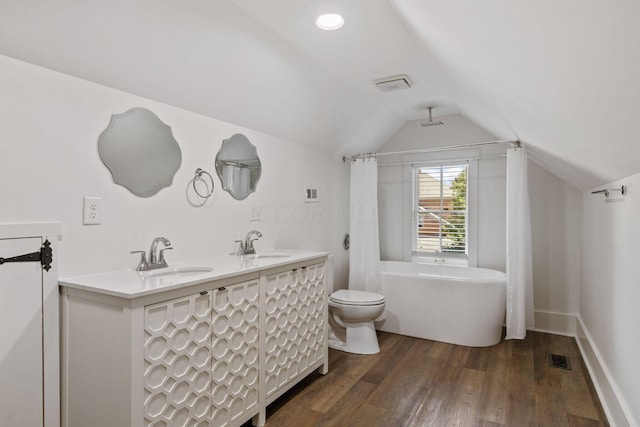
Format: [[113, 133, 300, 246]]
[[59, 249, 329, 299]]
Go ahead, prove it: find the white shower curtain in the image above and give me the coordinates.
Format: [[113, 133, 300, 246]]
[[505, 146, 534, 339], [348, 157, 382, 294]]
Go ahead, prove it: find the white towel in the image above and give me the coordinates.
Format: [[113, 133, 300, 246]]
[[234, 166, 250, 196]]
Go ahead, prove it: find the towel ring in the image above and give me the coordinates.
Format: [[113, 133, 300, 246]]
[[192, 168, 214, 199]]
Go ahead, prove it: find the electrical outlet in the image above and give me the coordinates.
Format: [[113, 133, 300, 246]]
[[83, 196, 103, 225]]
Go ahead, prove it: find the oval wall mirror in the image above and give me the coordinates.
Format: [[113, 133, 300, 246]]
[[215, 133, 261, 200], [98, 107, 182, 197]]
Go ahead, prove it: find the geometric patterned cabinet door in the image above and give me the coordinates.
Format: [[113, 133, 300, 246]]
[[144, 292, 212, 427], [264, 263, 325, 400], [211, 280, 260, 427]]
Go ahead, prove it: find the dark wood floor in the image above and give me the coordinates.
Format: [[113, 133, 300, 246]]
[[253, 331, 608, 427]]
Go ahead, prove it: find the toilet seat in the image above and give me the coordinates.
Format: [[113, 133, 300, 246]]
[[330, 289, 385, 306]]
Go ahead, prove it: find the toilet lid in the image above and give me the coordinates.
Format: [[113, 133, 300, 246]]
[[330, 289, 385, 306]]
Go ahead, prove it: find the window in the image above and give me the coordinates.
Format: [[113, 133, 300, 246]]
[[414, 162, 468, 260]]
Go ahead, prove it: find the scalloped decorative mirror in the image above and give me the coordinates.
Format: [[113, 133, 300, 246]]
[[98, 108, 182, 197], [215, 133, 261, 200]]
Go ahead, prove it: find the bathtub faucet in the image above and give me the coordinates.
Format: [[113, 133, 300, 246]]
[[235, 230, 262, 255]]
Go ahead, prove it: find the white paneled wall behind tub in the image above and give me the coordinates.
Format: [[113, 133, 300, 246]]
[[0, 54, 349, 284], [377, 115, 507, 270], [581, 173, 640, 427]]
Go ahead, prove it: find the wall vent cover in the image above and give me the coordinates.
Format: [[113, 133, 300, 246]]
[[374, 74, 412, 92]]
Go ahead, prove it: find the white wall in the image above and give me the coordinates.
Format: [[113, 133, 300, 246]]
[[476, 154, 507, 271], [0, 55, 349, 283], [528, 160, 582, 334], [580, 173, 640, 426], [378, 161, 407, 262]]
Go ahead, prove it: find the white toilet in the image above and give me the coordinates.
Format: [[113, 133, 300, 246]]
[[328, 289, 386, 354], [327, 257, 386, 354]]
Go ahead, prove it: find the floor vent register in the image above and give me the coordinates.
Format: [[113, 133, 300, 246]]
[[548, 354, 572, 370]]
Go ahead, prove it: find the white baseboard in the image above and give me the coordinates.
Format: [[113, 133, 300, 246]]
[[575, 317, 635, 427], [531, 310, 577, 336]]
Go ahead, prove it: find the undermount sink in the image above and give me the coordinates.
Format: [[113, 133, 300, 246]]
[[142, 266, 213, 278], [228, 252, 292, 259], [252, 254, 291, 259]]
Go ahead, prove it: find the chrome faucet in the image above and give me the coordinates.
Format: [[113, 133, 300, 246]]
[[131, 237, 173, 271], [235, 230, 262, 255]]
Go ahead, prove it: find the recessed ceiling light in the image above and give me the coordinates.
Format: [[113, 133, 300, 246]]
[[315, 13, 344, 31]]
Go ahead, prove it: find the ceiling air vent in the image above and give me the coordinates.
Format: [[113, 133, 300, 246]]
[[374, 74, 412, 92]]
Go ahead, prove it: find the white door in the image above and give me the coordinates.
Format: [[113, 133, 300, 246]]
[[0, 237, 44, 427]]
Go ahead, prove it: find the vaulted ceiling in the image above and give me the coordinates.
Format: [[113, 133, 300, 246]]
[[1, 0, 638, 190]]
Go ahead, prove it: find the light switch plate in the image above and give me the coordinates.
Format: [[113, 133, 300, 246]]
[[304, 188, 321, 203], [249, 206, 261, 221]]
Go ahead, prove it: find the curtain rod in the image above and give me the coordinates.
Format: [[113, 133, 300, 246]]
[[342, 139, 520, 162], [377, 152, 507, 167]]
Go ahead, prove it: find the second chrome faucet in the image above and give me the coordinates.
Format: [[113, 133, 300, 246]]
[[235, 230, 262, 255]]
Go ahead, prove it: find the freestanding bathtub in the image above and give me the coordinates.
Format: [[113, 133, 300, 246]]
[[379, 261, 506, 347]]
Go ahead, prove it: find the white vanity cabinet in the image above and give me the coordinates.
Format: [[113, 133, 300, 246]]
[[60, 252, 327, 427]]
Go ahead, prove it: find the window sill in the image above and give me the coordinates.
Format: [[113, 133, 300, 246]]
[[412, 254, 469, 267]]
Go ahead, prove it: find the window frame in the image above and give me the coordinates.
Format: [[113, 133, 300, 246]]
[[405, 157, 478, 267]]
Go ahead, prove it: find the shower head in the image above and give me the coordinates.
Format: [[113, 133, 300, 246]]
[[420, 106, 444, 127]]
